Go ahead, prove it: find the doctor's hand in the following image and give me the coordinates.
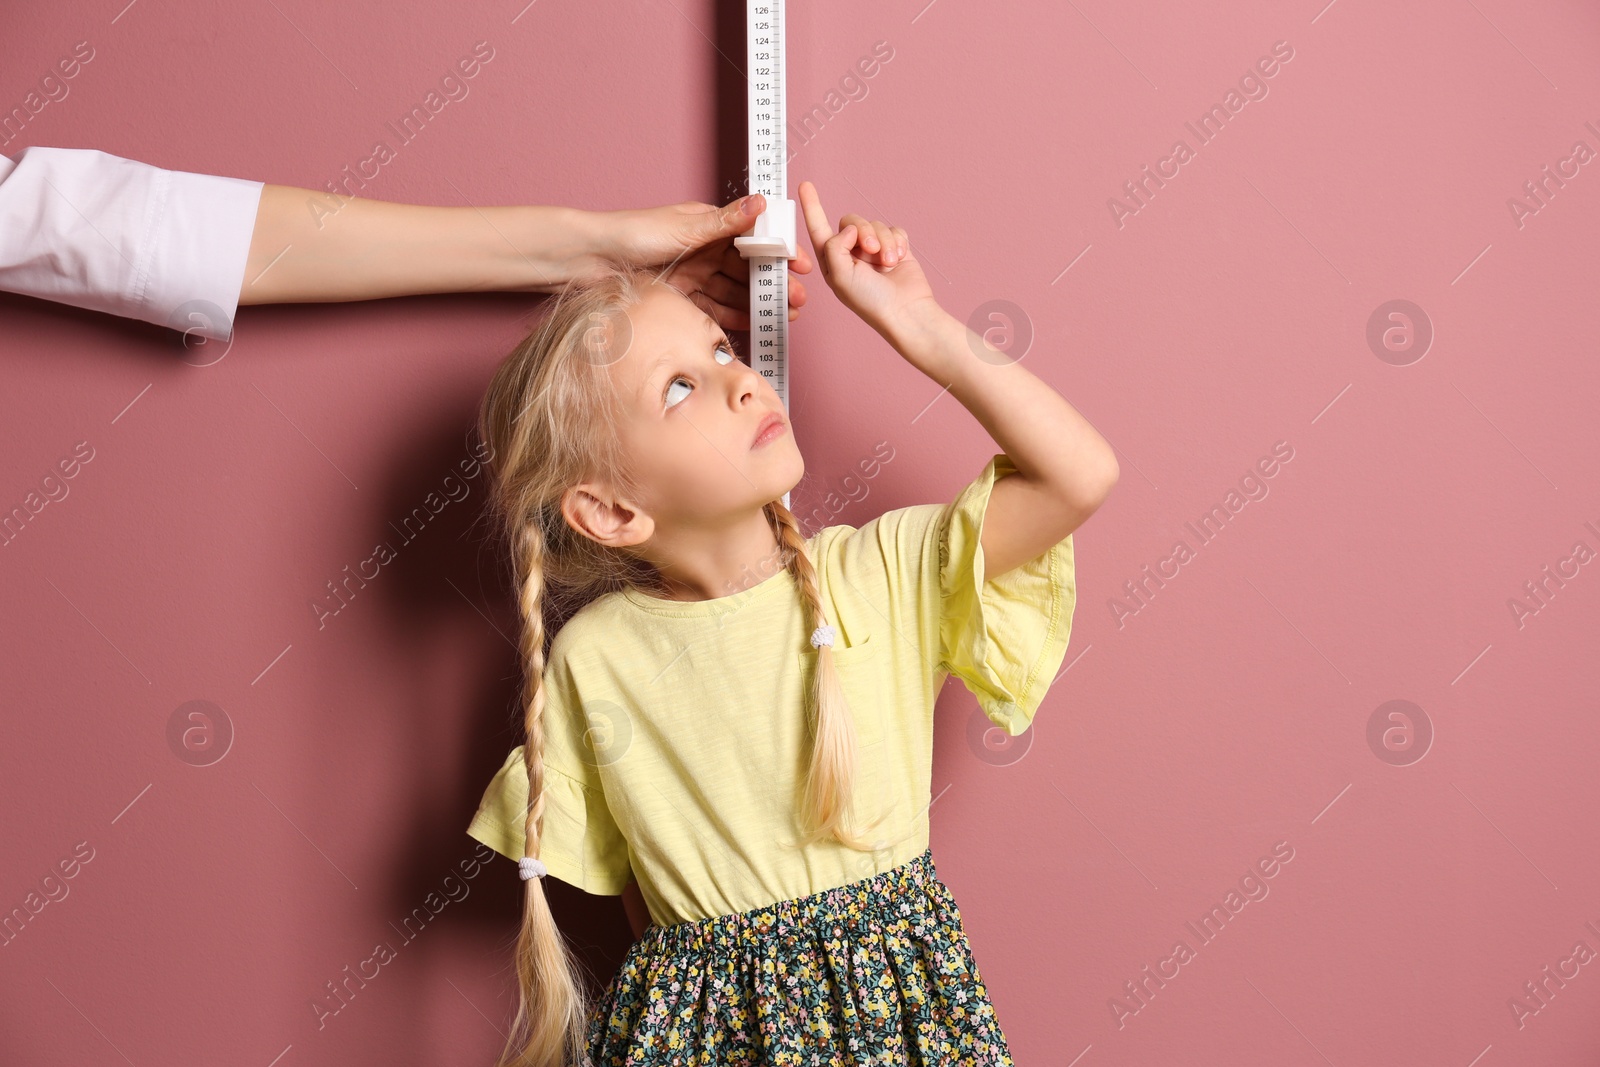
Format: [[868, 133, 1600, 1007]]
[[591, 193, 816, 331]]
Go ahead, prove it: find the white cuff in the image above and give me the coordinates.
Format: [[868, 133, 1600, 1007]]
[[0, 146, 264, 341]]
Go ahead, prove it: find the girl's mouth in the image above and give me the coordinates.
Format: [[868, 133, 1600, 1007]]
[[752, 412, 788, 449]]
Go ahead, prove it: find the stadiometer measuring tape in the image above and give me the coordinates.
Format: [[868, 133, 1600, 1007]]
[[732, 0, 797, 510]]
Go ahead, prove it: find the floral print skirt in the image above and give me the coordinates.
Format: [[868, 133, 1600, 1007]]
[[584, 846, 1015, 1066]]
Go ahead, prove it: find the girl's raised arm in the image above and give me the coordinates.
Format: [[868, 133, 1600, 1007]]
[[892, 310, 1116, 576], [797, 180, 1118, 578]]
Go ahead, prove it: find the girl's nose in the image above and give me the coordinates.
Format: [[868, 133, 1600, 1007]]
[[730, 367, 758, 405]]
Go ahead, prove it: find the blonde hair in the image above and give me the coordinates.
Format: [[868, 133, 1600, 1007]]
[[475, 264, 885, 1067]]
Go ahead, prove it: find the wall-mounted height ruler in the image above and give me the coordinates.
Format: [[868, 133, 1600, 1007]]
[[733, 0, 797, 510]]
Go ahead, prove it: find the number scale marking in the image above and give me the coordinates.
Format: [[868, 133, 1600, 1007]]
[[735, 0, 799, 508]]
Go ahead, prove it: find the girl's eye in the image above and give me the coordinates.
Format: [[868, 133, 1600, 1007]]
[[664, 344, 739, 409]]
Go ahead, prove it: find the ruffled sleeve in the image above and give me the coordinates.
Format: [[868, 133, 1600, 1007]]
[[464, 648, 633, 896], [936, 452, 1077, 735], [465, 747, 632, 896]]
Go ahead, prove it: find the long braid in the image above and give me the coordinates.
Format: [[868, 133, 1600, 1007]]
[[768, 502, 887, 852], [494, 522, 592, 1067]]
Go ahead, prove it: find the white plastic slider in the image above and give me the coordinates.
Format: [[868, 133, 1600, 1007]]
[[734, 197, 798, 260]]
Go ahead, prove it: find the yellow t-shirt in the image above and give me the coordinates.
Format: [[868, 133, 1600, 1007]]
[[465, 452, 1076, 926]]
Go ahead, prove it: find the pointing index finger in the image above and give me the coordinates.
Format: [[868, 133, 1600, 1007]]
[[797, 181, 836, 249]]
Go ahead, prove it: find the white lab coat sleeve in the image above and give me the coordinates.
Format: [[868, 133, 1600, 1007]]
[[0, 146, 264, 341]]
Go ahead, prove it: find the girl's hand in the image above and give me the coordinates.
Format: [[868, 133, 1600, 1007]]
[[796, 180, 938, 340], [591, 194, 815, 331]]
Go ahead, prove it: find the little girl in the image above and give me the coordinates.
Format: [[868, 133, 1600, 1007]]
[[466, 179, 1118, 1066]]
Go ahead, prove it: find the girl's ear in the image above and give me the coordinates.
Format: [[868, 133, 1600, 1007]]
[[560, 483, 655, 548]]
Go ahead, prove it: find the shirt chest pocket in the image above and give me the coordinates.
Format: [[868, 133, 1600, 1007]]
[[800, 631, 892, 842]]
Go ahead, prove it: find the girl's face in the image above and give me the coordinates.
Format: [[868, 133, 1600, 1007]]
[[605, 282, 804, 530]]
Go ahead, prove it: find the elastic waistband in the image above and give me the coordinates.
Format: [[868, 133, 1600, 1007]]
[[640, 846, 942, 957]]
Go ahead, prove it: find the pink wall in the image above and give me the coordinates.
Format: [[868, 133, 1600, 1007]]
[[4, 0, 1600, 1063]]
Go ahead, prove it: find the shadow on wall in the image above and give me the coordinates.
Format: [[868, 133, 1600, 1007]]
[[340, 311, 639, 1008]]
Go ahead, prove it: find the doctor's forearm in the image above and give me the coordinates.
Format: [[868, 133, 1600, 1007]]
[[237, 183, 615, 305]]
